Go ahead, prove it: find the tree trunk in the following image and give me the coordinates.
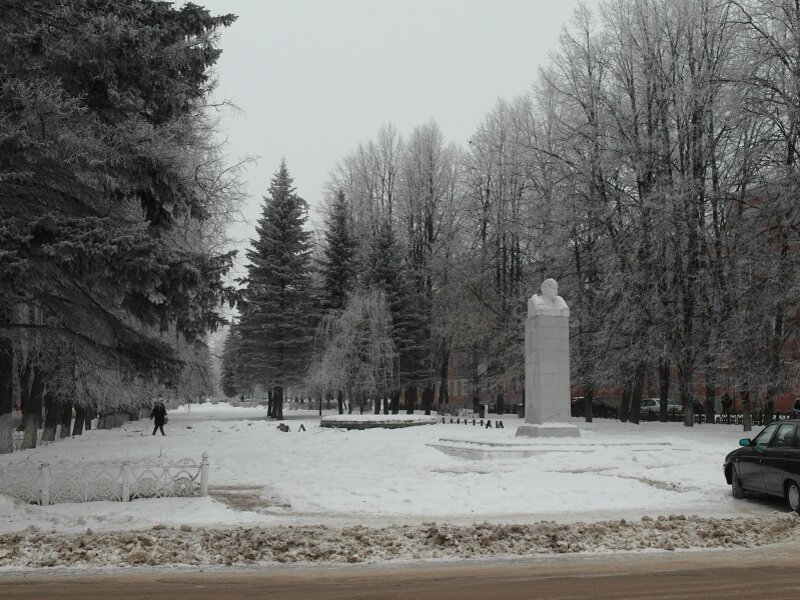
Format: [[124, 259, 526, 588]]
[[741, 389, 752, 432], [0, 325, 13, 454], [619, 386, 631, 423], [764, 391, 775, 426], [680, 367, 694, 427], [390, 389, 400, 414], [84, 406, 93, 431], [405, 386, 417, 414], [705, 383, 716, 424], [267, 387, 274, 418], [337, 389, 345, 415], [422, 386, 433, 416], [583, 385, 594, 423], [59, 401, 73, 438], [658, 359, 671, 422], [22, 366, 44, 449], [18, 359, 33, 430], [438, 343, 449, 412], [97, 412, 109, 429], [72, 405, 85, 436], [42, 393, 58, 441], [629, 363, 646, 425], [274, 386, 284, 420]]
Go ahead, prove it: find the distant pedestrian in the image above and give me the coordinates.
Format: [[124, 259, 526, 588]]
[[150, 399, 167, 436]]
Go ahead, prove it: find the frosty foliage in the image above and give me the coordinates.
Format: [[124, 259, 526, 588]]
[[309, 289, 397, 407]]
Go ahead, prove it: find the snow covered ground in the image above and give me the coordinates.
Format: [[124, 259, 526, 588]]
[[1, 402, 797, 568]]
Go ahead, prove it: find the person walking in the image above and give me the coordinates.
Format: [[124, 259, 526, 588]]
[[150, 399, 167, 436]]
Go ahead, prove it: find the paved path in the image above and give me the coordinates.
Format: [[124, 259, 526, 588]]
[[3, 545, 799, 599]]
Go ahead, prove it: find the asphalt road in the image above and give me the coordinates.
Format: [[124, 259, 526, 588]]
[[3, 545, 799, 600]]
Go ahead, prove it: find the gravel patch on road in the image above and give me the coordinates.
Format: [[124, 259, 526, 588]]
[[1, 513, 797, 568]]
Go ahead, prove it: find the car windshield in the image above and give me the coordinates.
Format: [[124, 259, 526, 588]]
[[753, 423, 779, 446]]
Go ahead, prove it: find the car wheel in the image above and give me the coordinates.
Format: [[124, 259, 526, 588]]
[[731, 470, 745, 499], [786, 480, 800, 513]]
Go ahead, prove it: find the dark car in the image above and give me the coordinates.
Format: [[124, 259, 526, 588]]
[[724, 420, 800, 512], [570, 397, 616, 418], [791, 399, 800, 419]]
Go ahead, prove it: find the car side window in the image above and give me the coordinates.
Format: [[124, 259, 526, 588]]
[[753, 423, 779, 446], [771, 424, 797, 448]]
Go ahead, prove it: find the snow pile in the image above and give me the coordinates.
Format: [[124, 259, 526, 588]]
[[0, 513, 797, 568]]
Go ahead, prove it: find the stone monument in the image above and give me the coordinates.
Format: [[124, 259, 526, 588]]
[[516, 278, 580, 438]]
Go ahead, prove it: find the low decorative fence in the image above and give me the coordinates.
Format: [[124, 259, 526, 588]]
[[569, 405, 792, 426], [0, 453, 209, 506]]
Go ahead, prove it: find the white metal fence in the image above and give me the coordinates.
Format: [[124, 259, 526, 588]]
[[0, 453, 209, 505]]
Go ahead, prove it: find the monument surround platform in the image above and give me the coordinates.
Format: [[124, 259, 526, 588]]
[[428, 436, 673, 460], [516, 422, 581, 438]]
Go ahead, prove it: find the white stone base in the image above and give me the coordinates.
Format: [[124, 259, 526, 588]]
[[515, 423, 581, 438], [428, 437, 672, 460]]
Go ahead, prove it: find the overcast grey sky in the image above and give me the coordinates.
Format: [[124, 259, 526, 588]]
[[198, 0, 599, 276]]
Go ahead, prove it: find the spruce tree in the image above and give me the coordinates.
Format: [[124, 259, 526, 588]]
[[364, 219, 429, 413], [220, 322, 246, 399], [0, 1, 238, 450], [239, 161, 315, 419], [318, 191, 358, 312]]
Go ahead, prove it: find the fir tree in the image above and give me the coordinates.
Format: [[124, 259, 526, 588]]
[[238, 161, 315, 419], [0, 1, 238, 450], [318, 191, 358, 312], [220, 322, 246, 399], [364, 219, 429, 413]]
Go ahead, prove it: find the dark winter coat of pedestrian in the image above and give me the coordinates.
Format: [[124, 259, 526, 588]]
[[150, 401, 167, 436]]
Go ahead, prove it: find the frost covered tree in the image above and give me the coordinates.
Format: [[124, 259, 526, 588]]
[[220, 322, 249, 399], [309, 290, 396, 414], [238, 161, 316, 420], [318, 190, 358, 312], [310, 0, 800, 431], [363, 219, 429, 413], [0, 0, 240, 451]]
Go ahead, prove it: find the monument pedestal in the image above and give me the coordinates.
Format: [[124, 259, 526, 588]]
[[516, 291, 579, 439]]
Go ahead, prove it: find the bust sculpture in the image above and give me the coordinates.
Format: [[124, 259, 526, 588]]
[[528, 278, 569, 317]]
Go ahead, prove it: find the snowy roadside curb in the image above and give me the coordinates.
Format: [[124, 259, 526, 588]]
[[1, 513, 798, 569]]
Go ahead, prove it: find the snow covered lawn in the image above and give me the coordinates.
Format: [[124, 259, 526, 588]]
[[0, 402, 778, 534], [2, 402, 798, 568]]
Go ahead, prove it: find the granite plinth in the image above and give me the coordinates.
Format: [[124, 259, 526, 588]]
[[524, 314, 571, 424]]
